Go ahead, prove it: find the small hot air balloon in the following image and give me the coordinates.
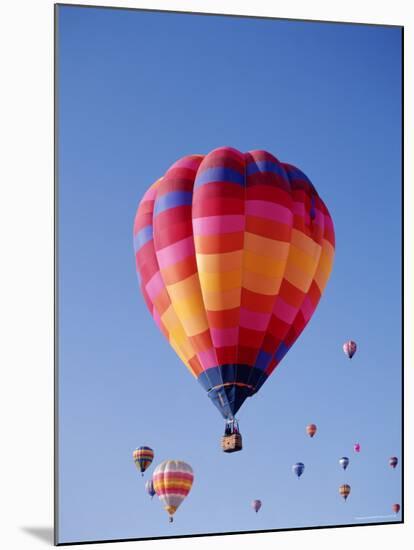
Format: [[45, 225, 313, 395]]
[[339, 484, 351, 501], [306, 424, 317, 438], [339, 457, 349, 470], [152, 460, 194, 522], [354, 443, 361, 453], [292, 462, 305, 478], [392, 503, 400, 514], [389, 456, 398, 469], [133, 446, 154, 476], [145, 479, 156, 499], [251, 499, 262, 513], [343, 340, 357, 359]]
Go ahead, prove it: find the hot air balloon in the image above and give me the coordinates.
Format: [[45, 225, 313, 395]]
[[354, 443, 361, 453], [389, 456, 398, 469], [152, 460, 194, 522], [134, 147, 335, 450], [339, 484, 351, 501], [306, 424, 317, 438], [343, 340, 357, 359], [339, 457, 349, 470], [145, 479, 156, 499], [133, 446, 154, 476], [293, 462, 305, 478], [251, 499, 262, 513], [392, 503, 400, 514]]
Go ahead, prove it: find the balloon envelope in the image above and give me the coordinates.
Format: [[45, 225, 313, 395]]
[[392, 503, 400, 514], [354, 443, 361, 453], [133, 446, 154, 475], [339, 457, 349, 470], [293, 462, 305, 478], [145, 479, 156, 498], [251, 499, 262, 513], [152, 460, 194, 522], [343, 340, 357, 358], [306, 424, 317, 438], [339, 484, 351, 501], [134, 147, 335, 420], [389, 456, 398, 469]]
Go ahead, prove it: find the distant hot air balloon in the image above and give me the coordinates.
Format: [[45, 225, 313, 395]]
[[389, 456, 398, 469], [134, 147, 335, 449], [152, 460, 194, 522], [133, 446, 154, 476], [306, 424, 317, 438], [343, 340, 357, 359], [293, 462, 305, 478], [392, 503, 400, 514], [145, 479, 156, 499], [339, 457, 349, 470], [339, 484, 351, 501], [354, 443, 361, 453], [251, 499, 262, 513]]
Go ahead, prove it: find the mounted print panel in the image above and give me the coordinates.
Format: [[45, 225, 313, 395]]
[[55, 4, 403, 545]]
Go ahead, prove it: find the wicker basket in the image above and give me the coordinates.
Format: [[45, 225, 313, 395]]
[[221, 433, 242, 453]]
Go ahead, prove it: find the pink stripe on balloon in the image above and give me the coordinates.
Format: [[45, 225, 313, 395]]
[[197, 348, 218, 369], [301, 295, 316, 323], [145, 271, 164, 301], [156, 236, 195, 268], [152, 307, 162, 329], [273, 297, 298, 324], [239, 308, 270, 330], [292, 202, 305, 216], [210, 327, 239, 347], [245, 200, 292, 225], [169, 157, 203, 171], [193, 215, 245, 235]]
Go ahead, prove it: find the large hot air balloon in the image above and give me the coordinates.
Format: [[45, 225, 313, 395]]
[[152, 460, 194, 522], [339, 457, 349, 470], [133, 446, 154, 476], [389, 456, 398, 469], [293, 462, 305, 478], [306, 423, 317, 438], [145, 479, 156, 499], [343, 340, 357, 359], [251, 499, 262, 513], [339, 484, 351, 501], [134, 147, 335, 448], [392, 503, 400, 514], [354, 443, 361, 453]]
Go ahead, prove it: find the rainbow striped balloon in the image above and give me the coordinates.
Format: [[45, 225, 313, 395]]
[[152, 460, 194, 522], [133, 446, 154, 476], [134, 147, 335, 421]]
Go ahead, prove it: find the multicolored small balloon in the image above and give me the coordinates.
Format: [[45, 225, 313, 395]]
[[133, 446, 154, 476], [292, 462, 305, 478], [339, 457, 349, 470], [306, 424, 317, 438], [145, 479, 156, 499], [339, 484, 351, 501], [392, 503, 400, 514], [354, 443, 361, 453], [153, 460, 194, 522], [251, 499, 262, 513], [389, 456, 398, 469], [343, 340, 357, 359]]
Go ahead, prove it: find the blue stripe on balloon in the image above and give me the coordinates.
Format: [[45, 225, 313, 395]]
[[195, 167, 245, 187], [154, 191, 193, 216], [274, 342, 290, 362], [246, 160, 288, 179], [254, 350, 272, 371], [134, 225, 153, 252]]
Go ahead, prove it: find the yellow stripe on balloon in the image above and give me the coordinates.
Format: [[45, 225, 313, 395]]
[[291, 229, 322, 259], [196, 251, 243, 273], [202, 288, 241, 311], [244, 232, 290, 259], [314, 240, 335, 292], [243, 249, 287, 278], [198, 270, 242, 292], [243, 271, 283, 295]]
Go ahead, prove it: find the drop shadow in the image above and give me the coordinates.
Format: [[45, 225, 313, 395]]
[[21, 526, 54, 545]]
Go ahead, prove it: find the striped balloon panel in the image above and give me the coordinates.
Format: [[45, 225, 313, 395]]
[[134, 147, 335, 419], [133, 446, 154, 473], [343, 340, 357, 358], [339, 484, 351, 498], [152, 460, 194, 517]]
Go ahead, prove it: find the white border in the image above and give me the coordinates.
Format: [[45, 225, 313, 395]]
[[1, 1, 411, 549]]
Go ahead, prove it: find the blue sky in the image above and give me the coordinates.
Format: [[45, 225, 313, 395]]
[[57, 5, 402, 544]]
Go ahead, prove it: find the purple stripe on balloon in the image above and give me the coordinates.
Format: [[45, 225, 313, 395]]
[[301, 295, 316, 322], [239, 308, 270, 331], [145, 271, 164, 301], [272, 297, 298, 324], [210, 327, 239, 347], [245, 200, 292, 224], [197, 348, 217, 369]]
